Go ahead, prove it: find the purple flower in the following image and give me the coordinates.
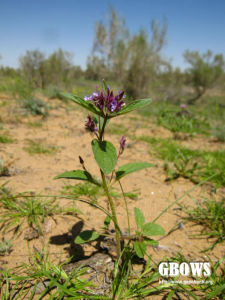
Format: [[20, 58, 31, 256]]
[[120, 136, 126, 151], [180, 104, 187, 109], [110, 99, 118, 112], [85, 115, 98, 132], [83, 86, 126, 115], [84, 95, 93, 101]]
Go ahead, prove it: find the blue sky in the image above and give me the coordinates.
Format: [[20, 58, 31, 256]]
[[0, 0, 225, 70]]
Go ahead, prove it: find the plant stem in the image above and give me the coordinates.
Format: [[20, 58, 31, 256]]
[[99, 115, 121, 257], [101, 170, 121, 257], [99, 116, 108, 141]]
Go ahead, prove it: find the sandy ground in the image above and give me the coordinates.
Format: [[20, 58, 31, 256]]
[[0, 94, 224, 295]]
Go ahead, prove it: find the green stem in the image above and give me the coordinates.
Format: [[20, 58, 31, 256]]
[[99, 116, 108, 141], [118, 180, 131, 236], [101, 170, 121, 257], [98, 115, 121, 257]]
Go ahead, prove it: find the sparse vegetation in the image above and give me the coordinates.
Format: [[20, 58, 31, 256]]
[[107, 123, 128, 135], [24, 139, 58, 155], [135, 136, 225, 187], [181, 196, 225, 251], [0, 187, 78, 236], [157, 108, 210, 136], [0, 133, 15, 144], [27, 121, 43, 127], [21, 97, 49, 117]]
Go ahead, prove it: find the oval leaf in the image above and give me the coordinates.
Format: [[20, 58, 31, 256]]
[[116, 162, 154, 181], [91, 139, 117, 174], [109, 98, 151, 118], [54, 170, 100, 186], [142, 222, 165, 236], [61, 92, 104, 117], [134, 241, 146, 258], [75, 230, 99, 244], [134, 207, 145, 228]]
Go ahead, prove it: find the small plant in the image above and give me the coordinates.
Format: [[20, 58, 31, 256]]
[[0, 133, 15, 144], [62, 182, 103, 202], [0, 237, 13, 255], [24, 139, 58, 155], [0, 188, 75, 236], [55, 81, 164, 260], [164, 148, 201, 183], [0, 245, 107, 299], [181, 196, 225, 251], [22, 97, 49, 117]]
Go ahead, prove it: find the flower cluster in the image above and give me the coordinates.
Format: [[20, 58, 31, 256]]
[[84, 86, 126, 114]]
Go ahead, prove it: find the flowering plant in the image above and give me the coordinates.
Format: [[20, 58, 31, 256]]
[[55, 81, 164, 259]]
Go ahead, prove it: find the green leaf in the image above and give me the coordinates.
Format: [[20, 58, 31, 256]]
[[144, 237, 159, 247], [134, 241, 146, 258], [109, 98, 151, 118], [134, 207, 145, 228], [142, 222, 165, 236], [91, 139, 117, 174], [60, 92, 104, 117], [54, 170, 100, 186], [74, 230, 99, 244], [116, 162, 154, 180]]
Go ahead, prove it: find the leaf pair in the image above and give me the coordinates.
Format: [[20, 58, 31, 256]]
[[134, 208, 164, 236], [133, 208, 165, 258]]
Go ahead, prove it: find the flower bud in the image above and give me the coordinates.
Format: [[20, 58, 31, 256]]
[[85, 115, 98, 132], [120, 136, 126, 151]]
